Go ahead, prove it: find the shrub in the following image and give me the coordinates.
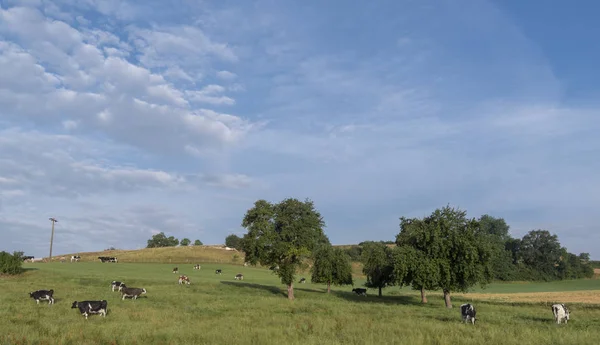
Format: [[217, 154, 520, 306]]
[[0, 251, 24, 275]]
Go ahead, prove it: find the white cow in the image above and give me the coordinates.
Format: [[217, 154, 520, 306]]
[[552, 304, 570, 324]]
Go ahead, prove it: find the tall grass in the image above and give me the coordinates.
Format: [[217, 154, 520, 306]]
[[2, 262, 600, 345]]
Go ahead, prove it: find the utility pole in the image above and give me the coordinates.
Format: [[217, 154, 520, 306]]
[[49, 217, 58, 261]]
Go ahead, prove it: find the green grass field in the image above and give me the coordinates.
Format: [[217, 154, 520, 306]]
[[2, 262, 600, 345]]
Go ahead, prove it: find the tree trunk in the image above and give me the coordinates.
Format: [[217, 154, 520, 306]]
[[327, 281, 331, 294], [378, 286, 382, 297], [287, 283, 295, 300], [443, 289, 452, 308], [420, 287, 427, 303]]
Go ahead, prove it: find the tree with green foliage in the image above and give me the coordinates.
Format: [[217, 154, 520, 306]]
[[180, 238, 191, 246], [146, 232, 180, 248], [479, 215, 515, 281], [241, 198, 329, 300], [0, 251, 24, 275], [225, 234, 242, 250], [393, 222, 440, 303], [519, 230, 562, 280], [395, 206, 494, 308], [194, 239, 203, 246], [310, 245, 353, 293], [361, 242, 395, 297]]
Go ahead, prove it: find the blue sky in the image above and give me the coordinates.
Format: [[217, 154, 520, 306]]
[[1, 0, 599, 259]]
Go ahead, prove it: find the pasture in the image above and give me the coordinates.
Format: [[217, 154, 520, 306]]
[[2, 262, 600, 345]]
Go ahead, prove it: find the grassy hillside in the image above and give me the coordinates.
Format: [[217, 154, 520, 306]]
[[53, 246, 245, 265], [2, 262, 600, 345]]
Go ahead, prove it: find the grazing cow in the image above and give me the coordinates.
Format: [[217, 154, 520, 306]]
[[98, 256, 118, 263], [352, 288, 367, 296], [243, 262, 249, 267], [552, 304, 570, 324], [460, 303, 477, 325], [172, 267, 179, 274], [193, 264, 201, 270], [299, 277, 306, 284], [70, 255, 81, 262], [121, 287, 147, 300], [269, 265, 279, 271], [22, 256, 34, 262], [215, 269, 222, 275], [71, 300, 108, 320], [29, 289, 55, 305], [111, 281, 125, 292], [178, 275, 191, 285], [235, 273, 243, 280]]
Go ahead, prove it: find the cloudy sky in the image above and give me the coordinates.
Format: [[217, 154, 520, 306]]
[[1, 0, 599, 259]]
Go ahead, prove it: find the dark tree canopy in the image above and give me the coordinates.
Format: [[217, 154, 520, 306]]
[[361, 242, 395, 297], [180, 238, 191, 246], [225, 234, 242, 250], [311, 245, 353, 293], [395, 205, 494, 308], [0, 251, 24, 275], [194, 239, 203, 246], [146, 232, 180, 248], [519, 230, 562, 278], [478, 215, 514, 281], [241, 198, 329, 300]]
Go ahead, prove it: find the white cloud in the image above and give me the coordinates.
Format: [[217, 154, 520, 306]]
[[216, 70, 237, 80]]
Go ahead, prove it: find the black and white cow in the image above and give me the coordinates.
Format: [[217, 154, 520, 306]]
[[299, 277, 306, 284], [215, 269, 222, 275], [22, 256, 34, 262], [70, 255, 81, 262], [71, 300, 108, 319], [111, 281, 125, 292], [352, 288, 367, 296], [193, 264, 201, 270], [98, 256, 118, 263], [235, 273, 243, 280], [121, 287, 147, 300], [172, 267, 179, 274], [460, 303, 477, 325], [552, 304, 570, 324], [178, 275, 191, 285], [29, 289, 55, 305]]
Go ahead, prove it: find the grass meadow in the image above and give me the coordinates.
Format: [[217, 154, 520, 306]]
[[2, 262, 600, 345]]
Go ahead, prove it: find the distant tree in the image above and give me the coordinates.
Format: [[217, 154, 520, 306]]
[[519, 230, 562, 280], [225, 234, 242, 250], [241, 198, 330, 300], [194, 239, 203, 246], [343, 246, 363, 261], [311, 245, 353, 293], [479, 215, 515, 281], [395, 206, 494, 308], [146, 232, 180, 248], [180, 238, 191, 246], [393, 224, 440, 304], [361, 242, 395, 297]]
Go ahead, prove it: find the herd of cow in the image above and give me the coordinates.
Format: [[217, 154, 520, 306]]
[[25, 258, 573, 325]]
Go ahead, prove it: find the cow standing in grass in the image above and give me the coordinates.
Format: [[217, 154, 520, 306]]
[[552, 304, 570, 324], [29, 289, 55, 305], [121, 287, 147, 300], [178, 275, 191, 285], [235, 273, 243, 280], [111, 281, 125, 292], [193, 264, 201, 270], [71, 300, 108, 320], [460, 304, 477, 325], [172, 267, 179, 274]]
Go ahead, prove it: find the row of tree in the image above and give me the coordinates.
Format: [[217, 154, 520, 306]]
[[238, 198, 594, 306], [146, 232, 203, 248]]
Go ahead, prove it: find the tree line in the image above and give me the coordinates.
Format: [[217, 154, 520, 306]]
[[146, 232, 202, 248], [238, 198, 595, 305]]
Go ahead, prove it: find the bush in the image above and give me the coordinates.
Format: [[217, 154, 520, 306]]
[[0, 251, 24, 275]]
